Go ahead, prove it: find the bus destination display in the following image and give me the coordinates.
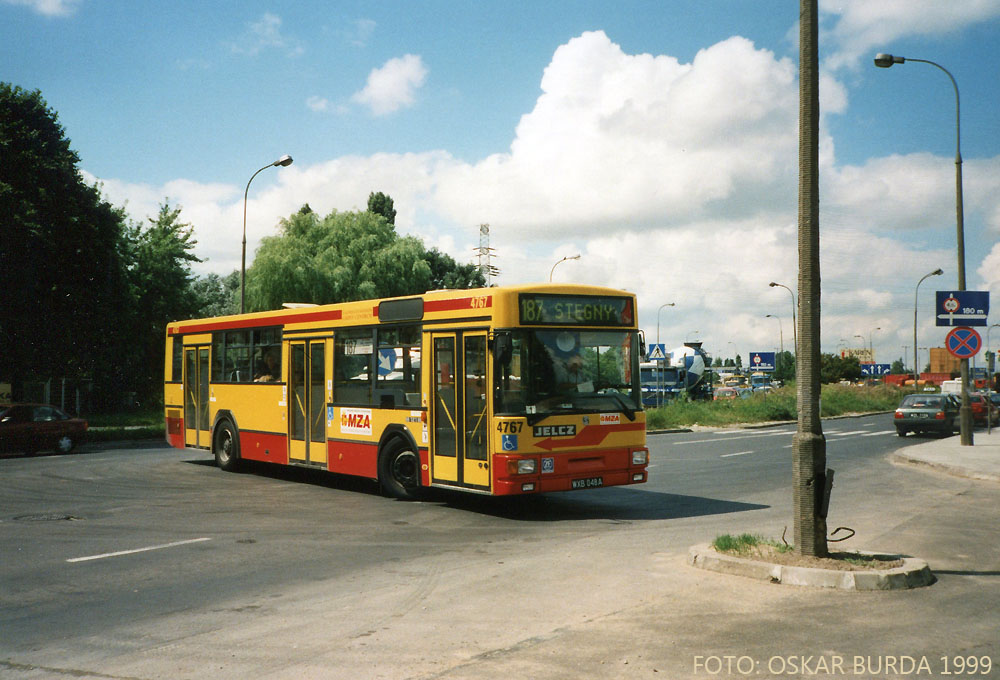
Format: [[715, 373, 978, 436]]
[[519, 294, 633, 326]]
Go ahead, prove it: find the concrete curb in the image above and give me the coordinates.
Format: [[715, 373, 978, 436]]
[[688, 544, 936, 591], [891, 451, 1000, 484]]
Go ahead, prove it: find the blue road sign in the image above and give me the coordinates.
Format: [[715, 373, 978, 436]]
[[377, 348, 397, 376], [936, 291, 989, 327], [860, 363, 891, 376], [945, 327, 982, 359], [647, 343, 667, 361], [749, 352, 775, 371]]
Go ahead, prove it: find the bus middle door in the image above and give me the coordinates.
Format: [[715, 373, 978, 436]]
[[430, 331, 489, 490]]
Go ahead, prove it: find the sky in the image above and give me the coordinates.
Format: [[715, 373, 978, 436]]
[[4, 0, 1000, 369]]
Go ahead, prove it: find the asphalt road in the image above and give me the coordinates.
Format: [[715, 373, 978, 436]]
[[1, 415, 998, 679]]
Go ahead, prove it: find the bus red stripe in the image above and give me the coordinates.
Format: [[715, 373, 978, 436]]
[[170, 309, 343, 335], [423, 296, 492, 313]]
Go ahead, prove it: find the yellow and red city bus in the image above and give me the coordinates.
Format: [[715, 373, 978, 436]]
[[164, 283, 648, 498]]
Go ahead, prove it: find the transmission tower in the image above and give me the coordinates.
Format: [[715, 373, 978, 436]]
[[475, 223, 499, 285]]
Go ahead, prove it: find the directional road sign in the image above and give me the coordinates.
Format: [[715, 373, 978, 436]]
[[860, 363, 891, 376], [749, 352, 775, 371], [945, 326, 982, 359], [936, 291, 989, 327], [647, 343, 667, 361]]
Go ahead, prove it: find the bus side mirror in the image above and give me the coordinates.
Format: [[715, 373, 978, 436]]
[[493, 332, 512, 365], [638, 331, 646, 361]]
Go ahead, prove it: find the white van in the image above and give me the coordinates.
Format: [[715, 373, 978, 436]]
[[940, 379, 962, 395]]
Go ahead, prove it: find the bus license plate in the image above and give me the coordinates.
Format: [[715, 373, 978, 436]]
[[572, 477, 603, 489]]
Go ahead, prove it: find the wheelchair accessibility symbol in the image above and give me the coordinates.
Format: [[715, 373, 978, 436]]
[[501, 434, 518, 451]]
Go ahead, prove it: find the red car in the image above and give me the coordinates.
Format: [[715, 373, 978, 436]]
[[969, 393, 999, 425], [0, 404, 88, 454]]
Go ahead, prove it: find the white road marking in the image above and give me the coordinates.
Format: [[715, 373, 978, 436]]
[[721, 450, 754, 458], [67, 537, 211, 563], [862, 430, 896, 437], [678, 430, 792, 445]]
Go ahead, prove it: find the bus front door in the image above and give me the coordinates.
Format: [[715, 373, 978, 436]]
[[430, 332, 490, 490], [288, 340, 330, 466], [183, 346, 210, 447]]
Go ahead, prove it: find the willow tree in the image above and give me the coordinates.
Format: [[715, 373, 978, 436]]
[[246, 209, 434, 310]]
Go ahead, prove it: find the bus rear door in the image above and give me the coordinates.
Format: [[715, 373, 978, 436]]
[[183, 345, 210, 447], [287, 338, 331, 466]]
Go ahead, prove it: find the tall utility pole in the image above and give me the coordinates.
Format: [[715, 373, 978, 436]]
[[475, 223, 499, 285], [794, 0, 828, 557]]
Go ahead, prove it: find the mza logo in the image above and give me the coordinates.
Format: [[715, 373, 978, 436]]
[[340, 408, 372, 436], [533, 424, 576, 437], [600, 413, 621, 425]]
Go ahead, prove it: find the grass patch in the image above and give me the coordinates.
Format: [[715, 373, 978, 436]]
[[87, 408, 164, 441], [712, 533, 792, 556], [646, 383, 908, 430]]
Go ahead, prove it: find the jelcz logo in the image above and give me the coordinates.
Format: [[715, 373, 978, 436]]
[[533, 424, 576, 437], [340, 408, 372, 436]]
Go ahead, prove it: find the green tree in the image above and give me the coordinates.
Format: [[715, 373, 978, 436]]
[[0, 83, 133, 407], [424, 248, 486, 290], [246, 208, 483, 310], [774, 350, 796, 382], [127, 203, 202, 402], [367, 191, 396, 225], [192, 271, 240, 317], [890, 359, 906, 375], [820, 353, 862, 384]]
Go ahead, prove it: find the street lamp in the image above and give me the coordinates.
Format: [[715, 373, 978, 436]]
[[549, 254, 580, 282], [655, 302, 675, 407], [874, 52, 971, 445], [914, 268, 944, 387], [868, 327, 880, 362], [242, 154, 294, 314], [765, 314, 784, 355], [768, 282, 797, 355]]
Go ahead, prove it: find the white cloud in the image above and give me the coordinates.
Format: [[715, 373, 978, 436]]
[[351, 54, 428, 115], [342, 18, 376, 47], [1, 0, 79, 16], [86, 29, 1000, 363], [306, 96, 331, 112], [231, 13, 304, 57], [432, 32, 801, 237], [821, 0, 1000, 70]]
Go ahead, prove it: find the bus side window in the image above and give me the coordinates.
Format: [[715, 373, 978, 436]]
[[374, 325, 421, 409], [334, 329, 374, 405]]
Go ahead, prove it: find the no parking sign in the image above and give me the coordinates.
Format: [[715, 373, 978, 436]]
[[945, 327, 982, 359]]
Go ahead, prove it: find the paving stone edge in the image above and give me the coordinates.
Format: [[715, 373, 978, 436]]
[[687, 543, 936, 591]]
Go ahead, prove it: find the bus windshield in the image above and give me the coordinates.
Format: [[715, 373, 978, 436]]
[[494, 329, 641, 420]]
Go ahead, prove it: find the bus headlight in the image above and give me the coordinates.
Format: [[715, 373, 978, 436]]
[[507, 459, 537, 475], [632, 448, 649, 465]]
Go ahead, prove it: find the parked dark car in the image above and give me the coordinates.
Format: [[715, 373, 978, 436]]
[[894, 393, 958, 437], [0, 404, 88, 454]]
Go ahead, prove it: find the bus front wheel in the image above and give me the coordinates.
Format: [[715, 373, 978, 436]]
[[379, 438, 421, 500], [214, 419, 241, 472]]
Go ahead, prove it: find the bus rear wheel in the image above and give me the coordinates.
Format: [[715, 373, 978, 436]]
[[214, 419, 241, 472], [380, 438, 421, 500]]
